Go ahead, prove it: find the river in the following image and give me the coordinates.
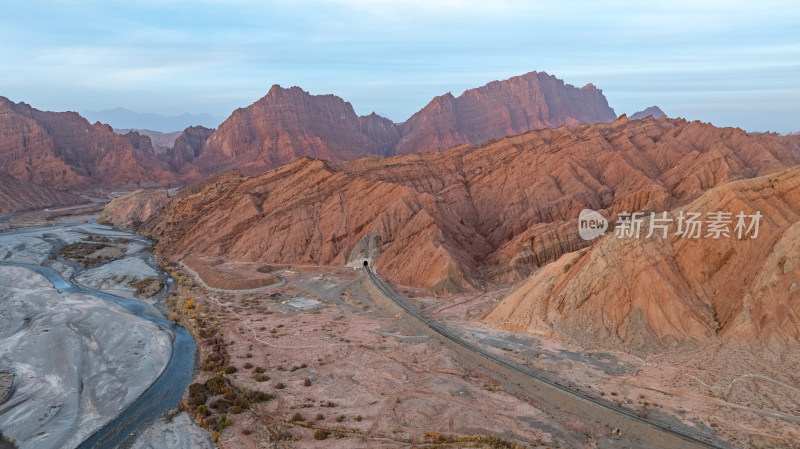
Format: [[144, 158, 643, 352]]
[[0, 222, 198, 449]]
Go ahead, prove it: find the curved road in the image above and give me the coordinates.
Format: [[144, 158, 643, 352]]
[[365, 268, 728, 449]]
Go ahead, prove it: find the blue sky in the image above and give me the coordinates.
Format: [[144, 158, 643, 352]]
[[1, 0, 798, 133]]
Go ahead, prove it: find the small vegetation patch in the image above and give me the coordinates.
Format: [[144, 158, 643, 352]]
[[57, 241, 111, 266], [313, 429, 329, 440], [422, 432, 528, 449], [129, 277, 163, 297]]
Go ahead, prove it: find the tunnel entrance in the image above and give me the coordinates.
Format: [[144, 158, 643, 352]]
[[363, 260, 369, 268]]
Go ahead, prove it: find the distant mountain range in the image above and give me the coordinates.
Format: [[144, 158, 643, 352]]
[[629, 105, 666, 120], [81, 107, 224, 133], [175, 71, 618, 176], [0, 70, 755, 200], [0, 97, 175, 190]]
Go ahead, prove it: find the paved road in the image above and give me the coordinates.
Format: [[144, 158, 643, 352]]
[[365, 268, 729, 449]]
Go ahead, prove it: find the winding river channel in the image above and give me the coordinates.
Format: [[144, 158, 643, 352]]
[[0, 222, 198, 449]]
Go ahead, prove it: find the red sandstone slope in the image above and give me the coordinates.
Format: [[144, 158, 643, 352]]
[[0, 170, 86, 215], [484, 164, 800, 349], [175, 71, 617, 175], [0, 97, 175, 190], [142, 117, 799, 295]]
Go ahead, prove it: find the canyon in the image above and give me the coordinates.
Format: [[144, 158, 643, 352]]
[[3, 69, 800, 449], [139, 116, 800, 306]]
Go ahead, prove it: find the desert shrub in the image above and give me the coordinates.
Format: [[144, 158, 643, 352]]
[[244, 362, 253, 369], [230, 405, 243, 414], [214, 413, 232, 432], [313, 429, 329, 440], [224, 366, 238, 374], [196, 405, 210, 417], [188, 383, 208, 406], [185, 299, 196, 309], [290, 412, 303, 422], [252, 373, 270, 382], [315, 413, 324, 420], [242, 429, 252, 436], [303, 379, 311, 387], [209, 398, 230, 412], [275, 382, 286, 389], [334, 415, 345, 423], [223, 388, 236, 400], [205, 375, 227, 395], [244, 389, 274, 403], [254, 366, 265, 374], [355, 415, 363, 422]]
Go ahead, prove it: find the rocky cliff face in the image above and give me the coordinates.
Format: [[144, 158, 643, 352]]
[[168, 125, 214, 173], [395, 72, 617, 155], [484, 164, 800, 350], [114, 128, 183, 155], [0, 170, 85, 215], [143, 117, 799, 296], [0, 97, 175, 190], [173, 71, 618, 175], [189, 86, 388, 175]]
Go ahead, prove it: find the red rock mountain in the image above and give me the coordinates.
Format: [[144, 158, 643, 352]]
[[0, 96, 175, 190], [0, 170, 85, 215], [395, 72, 616, 155], [189, 86, 395, 175], [176, 71, 617, 175], [141, 117, 799, 296]]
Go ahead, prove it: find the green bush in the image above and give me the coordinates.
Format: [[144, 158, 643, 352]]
[[215, 413, 231, 432], [196, 405, 210, 417]]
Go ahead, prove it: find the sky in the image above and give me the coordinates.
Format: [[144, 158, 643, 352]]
[[1, 0, 799, 133]]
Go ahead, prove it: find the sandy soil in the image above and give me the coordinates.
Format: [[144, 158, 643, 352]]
[[0, 266, 171, 449], [184, 255, 284, 291], [167, 265, 634, 449]]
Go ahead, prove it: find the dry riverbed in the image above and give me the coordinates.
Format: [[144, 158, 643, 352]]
[[0, 222, 214, 449]]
